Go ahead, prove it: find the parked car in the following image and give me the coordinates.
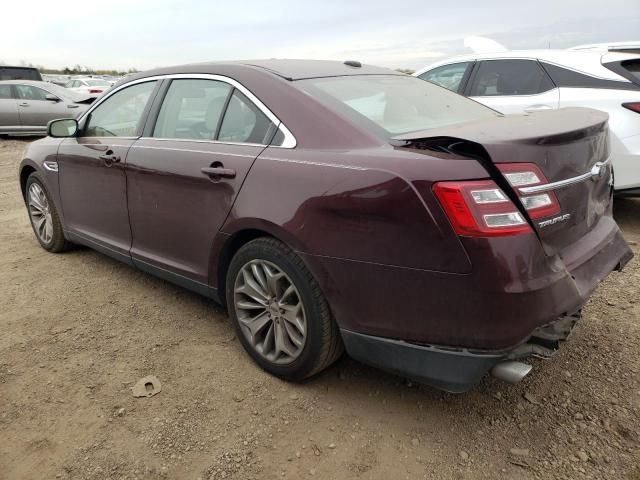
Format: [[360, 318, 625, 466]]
[[64, 77, 111, 96], [42, 74, 71, 87], [414, 50, 640, 195], [18, 60, 633, 392], [0, 80, 95, 136], [0, 66, 42, 81]]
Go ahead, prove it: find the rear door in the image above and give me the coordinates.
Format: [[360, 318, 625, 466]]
[[0, 84, 19, 129], [126, 77, 281, 285], [466, 59, 559, 114]]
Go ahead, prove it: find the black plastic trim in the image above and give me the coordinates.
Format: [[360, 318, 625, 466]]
[[341, 329, 504, 393], [132, 257, 220, 301]]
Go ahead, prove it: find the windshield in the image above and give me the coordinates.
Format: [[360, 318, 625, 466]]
[[297, 74, 498, 137]]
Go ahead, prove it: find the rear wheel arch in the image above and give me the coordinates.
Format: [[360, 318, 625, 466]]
[[213, 224, 329, 310], [216, 228, 277, 307]]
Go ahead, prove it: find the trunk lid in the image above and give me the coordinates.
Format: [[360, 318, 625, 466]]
[[393, 107, 612, 256]]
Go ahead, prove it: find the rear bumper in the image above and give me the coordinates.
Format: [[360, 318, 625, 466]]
[[341, 329, 503, 393], [342, 312, 582, 393]]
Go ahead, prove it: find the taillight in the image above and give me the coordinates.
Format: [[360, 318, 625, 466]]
[[497, 163, 561, 219], [89, 89, 103, 94], [433, 180, 532, 237], [622, 102, 640, 113]]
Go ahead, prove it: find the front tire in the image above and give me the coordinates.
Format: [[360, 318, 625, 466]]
[[226, 237, 343, 381], [25, 172, 70, 252]]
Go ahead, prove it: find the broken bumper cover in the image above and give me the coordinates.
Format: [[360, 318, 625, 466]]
[[341, 312, 583, 394]]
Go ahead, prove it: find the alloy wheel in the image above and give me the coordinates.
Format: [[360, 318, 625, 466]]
[[28, 183, 53, 244], [233, 260, 307, 364]]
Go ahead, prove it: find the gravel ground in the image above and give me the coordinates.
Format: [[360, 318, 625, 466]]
[[1, 138, 639, 480]]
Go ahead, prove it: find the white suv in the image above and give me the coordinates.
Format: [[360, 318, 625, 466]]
[[415, 50, 640, 194]]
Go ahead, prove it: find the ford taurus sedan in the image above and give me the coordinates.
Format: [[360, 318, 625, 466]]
[[0, 80, 94, 136], [18, 60, 633, 392]]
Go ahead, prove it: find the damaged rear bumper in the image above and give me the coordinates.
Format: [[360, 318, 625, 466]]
[[342, 312, 583, 393]]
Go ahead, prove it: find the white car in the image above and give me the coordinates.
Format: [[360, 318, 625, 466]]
[[64, 78, 111, 97], [415, 50, 640, 194]]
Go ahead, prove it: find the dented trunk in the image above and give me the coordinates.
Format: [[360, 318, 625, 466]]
[[394, 107, 614, 256]]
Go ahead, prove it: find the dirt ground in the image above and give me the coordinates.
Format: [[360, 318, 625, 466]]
[[0, 138, 638, 480]]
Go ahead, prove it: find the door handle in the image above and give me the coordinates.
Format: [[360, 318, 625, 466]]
[[18, 102, 29, 107], [201, 165, 236, 180], [524, 105, 553, 113], [99, 150, 121, 166]]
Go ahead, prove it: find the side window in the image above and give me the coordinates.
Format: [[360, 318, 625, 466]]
[[218, 90, 276, 145], [541, 62, 636, 89], [469, 60, 554, 96], [418, 62, 471, 92], [153, 79, 232, 140], [15, 85, 49, 101], [84, 81, 157, 137], [0, 85, 13, 99]]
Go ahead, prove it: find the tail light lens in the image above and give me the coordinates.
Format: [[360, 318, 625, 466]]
[[89, 89, 103, 94], [622, 102, 640, 113], [434, 180, 532, 237], [496, 163, 561, 219]]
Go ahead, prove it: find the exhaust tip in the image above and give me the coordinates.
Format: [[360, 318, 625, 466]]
[[491, 361, 532, 384]]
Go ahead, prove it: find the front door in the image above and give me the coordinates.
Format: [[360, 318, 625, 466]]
[[126, 78, 280, 285], [57, 80, 159, 259]]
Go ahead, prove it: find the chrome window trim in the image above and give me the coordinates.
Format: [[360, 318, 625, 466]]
[[77, 73, 297, 149], [138, 136, 269, 148], [518, 157, 612, 194]]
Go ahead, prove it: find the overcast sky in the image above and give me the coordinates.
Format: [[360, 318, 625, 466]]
[[2, 0, 639, 71]]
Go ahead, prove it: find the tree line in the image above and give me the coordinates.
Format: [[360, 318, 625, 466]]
[[0, 60, 137, 76]]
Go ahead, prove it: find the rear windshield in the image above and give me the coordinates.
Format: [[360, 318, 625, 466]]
[[0, 67, 42, 81], [296, 74, 498, 138]]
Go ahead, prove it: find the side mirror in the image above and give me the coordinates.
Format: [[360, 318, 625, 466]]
[[45, 93, 61, 102], [48, 118, 78, 138]]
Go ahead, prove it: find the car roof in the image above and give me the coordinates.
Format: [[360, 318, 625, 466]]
[[130, 59, 404, 82], [414, 49, 636, 82]]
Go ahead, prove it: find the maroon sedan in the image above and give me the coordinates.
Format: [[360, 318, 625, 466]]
[[18, 60, 633, 392]]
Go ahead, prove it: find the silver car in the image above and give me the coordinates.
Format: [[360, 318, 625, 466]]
[[0, 80, 94, 136]]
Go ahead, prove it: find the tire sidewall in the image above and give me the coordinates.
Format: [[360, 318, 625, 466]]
[[226, 239, 327, 380]]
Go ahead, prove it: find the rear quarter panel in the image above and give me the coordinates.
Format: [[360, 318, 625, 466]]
[[219, 146, 491, 274]]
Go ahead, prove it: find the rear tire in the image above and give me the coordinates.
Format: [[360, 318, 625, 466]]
[[25, 172, 71, 253], [226, 237, 343, 380]]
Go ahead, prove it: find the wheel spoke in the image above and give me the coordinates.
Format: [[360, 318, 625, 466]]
[[236, 300, 267, 310], [251, 263, 269, 293], [240, 311, 271, 338], [278, 284, 296, 304], [282, 303, 305, 336], [263, 263, 284, 298], [274, 321, 296, 359], [43, 217, 53, 242], [283, 320, 304, 348], [235, 269, 269, 305]]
